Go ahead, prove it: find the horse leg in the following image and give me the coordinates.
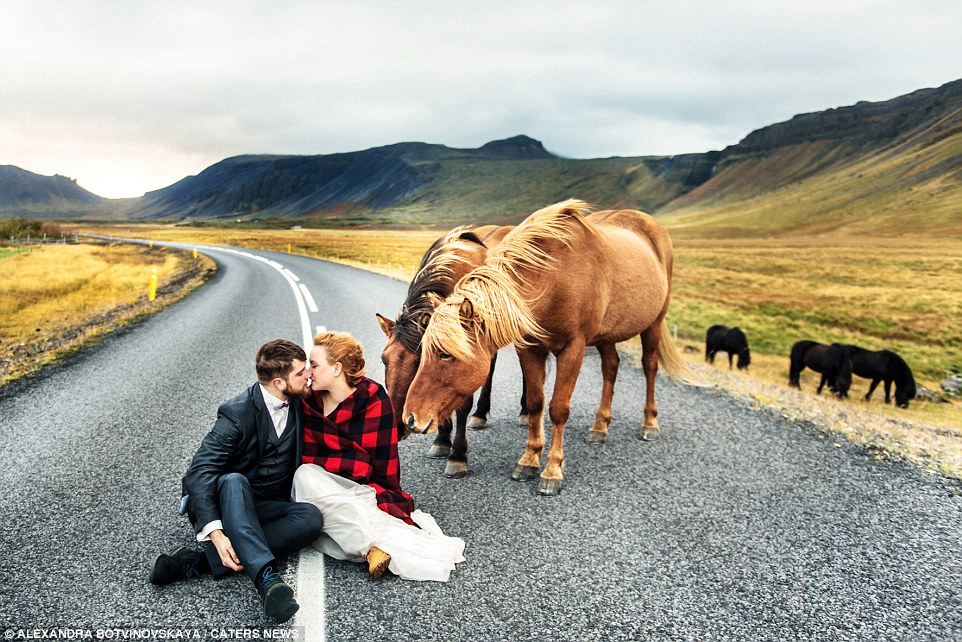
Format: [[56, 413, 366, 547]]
[[864, 378, 881, 402], [539, 340, 587, 496], [469, 353, 497, 429], [640, 325, 662, 440], [512, 347, 548, 483], [517, 347, 530, 426], [816, 374, 826, 395], [884, 379, 893, 404], [444, 395, 472, 478], [587, 343, 619, 444], [727, 352, 734, 370], [428, 417, 453, 459]]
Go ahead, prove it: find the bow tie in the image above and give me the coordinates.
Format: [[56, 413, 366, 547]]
[[272, 401, 289, 411]]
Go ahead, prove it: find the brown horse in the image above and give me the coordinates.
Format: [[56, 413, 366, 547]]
[[404, 199, 693, 496], [375, 224, 522, 478]]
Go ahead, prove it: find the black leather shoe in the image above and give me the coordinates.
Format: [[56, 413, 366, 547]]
[[258, 566, 299, 623], [149, 546, 205, 586]]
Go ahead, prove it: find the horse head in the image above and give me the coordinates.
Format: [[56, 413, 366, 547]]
[[403, 296, 495, 434], [737, 347, 751, 370], [376, 311, 430, 439], [894, 357, 917, 408]]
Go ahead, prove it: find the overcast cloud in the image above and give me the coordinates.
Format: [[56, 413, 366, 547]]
[[1, 0, 960, 198]]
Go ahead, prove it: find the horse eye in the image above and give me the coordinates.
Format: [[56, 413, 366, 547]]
[[439, 352, 453, 361]]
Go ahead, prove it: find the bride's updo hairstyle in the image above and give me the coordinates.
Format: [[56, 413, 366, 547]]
[[314, 331, 366, 387]]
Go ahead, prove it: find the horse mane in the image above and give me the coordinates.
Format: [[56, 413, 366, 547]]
[[394, 227, 484, 353], [423, 199, 595, 360]]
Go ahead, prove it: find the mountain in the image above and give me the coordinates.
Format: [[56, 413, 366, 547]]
[[0, 165, 107, 217], [658, 78, 962, 237], [4, 78, 961, 236], [124, 134, 714, 225]]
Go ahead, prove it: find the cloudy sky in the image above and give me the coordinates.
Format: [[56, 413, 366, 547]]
[[2, 1, 960, 199]]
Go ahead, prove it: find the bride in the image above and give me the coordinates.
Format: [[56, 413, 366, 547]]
[[293, 330, 465, 582]]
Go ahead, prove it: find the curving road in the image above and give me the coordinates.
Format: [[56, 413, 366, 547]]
[[1, 242, 960, 641]]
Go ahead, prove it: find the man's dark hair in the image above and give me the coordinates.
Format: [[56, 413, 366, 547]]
[[256, 339, 307, 384]]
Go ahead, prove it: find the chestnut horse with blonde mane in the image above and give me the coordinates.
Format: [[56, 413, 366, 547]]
[[376, 224, 522, 478], [404, 199, 693, 496]]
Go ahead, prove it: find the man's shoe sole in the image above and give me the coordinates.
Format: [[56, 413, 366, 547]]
[[263, 582, 298, 623]]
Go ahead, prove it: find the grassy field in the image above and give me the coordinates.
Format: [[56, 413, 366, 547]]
[[0, 240, 215, 384], [667, 237, 962, 385]]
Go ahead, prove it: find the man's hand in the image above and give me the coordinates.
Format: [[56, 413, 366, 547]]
[[210, 529, 244, 572]]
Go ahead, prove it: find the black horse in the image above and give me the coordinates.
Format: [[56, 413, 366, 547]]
[[845, 345, 916, 408], [788, 340, 852, 399], [705, 325, 751, 370]]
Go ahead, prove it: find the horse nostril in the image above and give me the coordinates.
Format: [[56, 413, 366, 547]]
[[406, 414, 417, 433]]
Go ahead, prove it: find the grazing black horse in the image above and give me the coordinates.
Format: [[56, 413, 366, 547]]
[[788, 340, 852, 399], [705, 325, 751, 370], [845, 345, 917, 408]]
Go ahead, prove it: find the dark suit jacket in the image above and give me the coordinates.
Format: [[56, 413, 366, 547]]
[[181, 382, 304, 536]]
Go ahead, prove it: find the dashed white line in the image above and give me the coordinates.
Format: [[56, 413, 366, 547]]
[[299, 283, 319, 313]]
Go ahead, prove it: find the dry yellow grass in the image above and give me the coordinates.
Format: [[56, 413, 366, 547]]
[[667, 236, 962, 385], [0, 240, 215, 383], [72, 224, 436, 282]]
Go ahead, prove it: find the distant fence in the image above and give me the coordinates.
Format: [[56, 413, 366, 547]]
[[3, 233, 79, 254]]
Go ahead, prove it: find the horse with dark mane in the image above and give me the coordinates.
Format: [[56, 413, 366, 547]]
[[788, 340, 852, 399], [705, 325, 751, 370], [403, 199, 695, 496], [845, 345, 916, 408], [375, 225, 521, 478]]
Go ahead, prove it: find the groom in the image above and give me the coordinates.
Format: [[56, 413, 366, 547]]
[[149, 339, 323, 624]]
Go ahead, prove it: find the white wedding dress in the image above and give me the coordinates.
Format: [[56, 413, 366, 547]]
[[292, 463, 465, 582]]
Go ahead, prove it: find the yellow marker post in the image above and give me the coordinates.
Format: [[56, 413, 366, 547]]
[[148, 269, 158, 301], [149, 241, 153, 249], [287, 243, 291, 254], [193, 248, 198, 259]]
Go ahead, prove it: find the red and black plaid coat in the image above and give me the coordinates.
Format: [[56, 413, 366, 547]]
[[301, 377, 415, 524]]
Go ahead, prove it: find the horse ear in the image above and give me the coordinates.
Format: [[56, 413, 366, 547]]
[[426, 292, 444, 309], [459, 298, 474, 320], [418, 313, 430, 329], [375, 313, 395, 338]]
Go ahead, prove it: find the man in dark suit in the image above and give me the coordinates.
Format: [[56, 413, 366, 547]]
[[149, 339, 323, 624]]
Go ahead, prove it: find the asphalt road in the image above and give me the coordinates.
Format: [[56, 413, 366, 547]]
[[1, 243, 960, 642]]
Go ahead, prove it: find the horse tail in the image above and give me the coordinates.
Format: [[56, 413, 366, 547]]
[[788, 340, 809, 388], [657, 320, 703, 386]]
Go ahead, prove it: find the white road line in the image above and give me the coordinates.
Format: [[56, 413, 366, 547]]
[[199, 246, 326, 641], [94, 238, 328, 639], [299, 284, 319, 313]]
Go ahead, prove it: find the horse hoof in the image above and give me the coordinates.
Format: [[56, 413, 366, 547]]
[[517, 414, 529, 426], [512, 465, 539, 482], [444, 462, 468, 478], [586, 430, 607, 445], [641, 426, 661, 441], [537, 478, 564, 496], [427, 444, 451, 459], [468, 416, 487, 430]]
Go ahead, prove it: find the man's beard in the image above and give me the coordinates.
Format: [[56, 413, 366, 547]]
[[282, 379, 312, 400]]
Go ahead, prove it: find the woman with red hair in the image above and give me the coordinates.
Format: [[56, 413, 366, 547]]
[[293, 331, 464, 582]]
